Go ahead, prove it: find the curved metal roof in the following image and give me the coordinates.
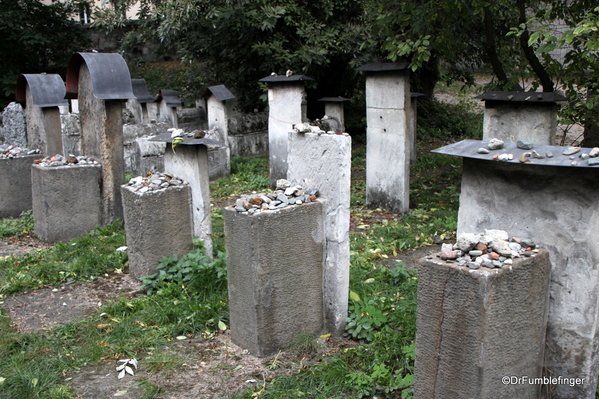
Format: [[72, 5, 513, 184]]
[[15, 74, 68, 108]]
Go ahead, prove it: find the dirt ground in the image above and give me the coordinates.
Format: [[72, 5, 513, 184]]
[[0, 233, 437, 399]]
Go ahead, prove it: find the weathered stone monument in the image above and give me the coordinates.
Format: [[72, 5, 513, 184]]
[[434, 139, 599, 399], [477, 91, 568, 145], [150, 133, 221, 256], [65, 52, 135, 224], [317, 97, 350, 132], [287, 130, 352, 337], [121, 173, 194, 279], [258, 74, 313, 188], [127, 79, 156, 124], [357, 62, 412, 214], [224, 201, 325, 356], [415, 243, 551, 399], [0, 150, 38, 218], [1, 102, 27, 148], [16, 73, 68, 156], [205, 84, 234, 180], [156, 89, 182, 128]]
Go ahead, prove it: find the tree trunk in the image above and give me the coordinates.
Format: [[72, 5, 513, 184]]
[[483, 7, 522, 91], [516, 0, 554, 92]]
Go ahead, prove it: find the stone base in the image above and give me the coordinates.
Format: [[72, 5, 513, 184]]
[[414, 251, 551, 399], [31, 164, 102, 243], [0, 155, 38, 218], [121, 185, 194, 279]]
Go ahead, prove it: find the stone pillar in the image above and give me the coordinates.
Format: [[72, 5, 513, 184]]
[[224, 201, 325, 357], [287, 131, 351, 337], [1, 102, 27, 148], [452, 152, 599, 398], [31, 163, 102, 243], [477, 91, 568, 145], [121, 185, 194, 279], [0, 155, 37, 218], [16, 74, 68, 156], [415, 251, 551, 399], [318, 97, 350, 132], [157, 90, 182, 128], [206, 84, 235, 180], [68, 53, 135, 225], [164, 143, 213, 256], [357, 63, 411, 214], [259, 75, 314, 188]]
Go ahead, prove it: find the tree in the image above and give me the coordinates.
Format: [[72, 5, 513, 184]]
[[0, 0, 90, 109]]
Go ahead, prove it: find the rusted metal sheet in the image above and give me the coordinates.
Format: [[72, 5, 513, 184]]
[[259, 74, 315, 83], [15, 74, 68, 108], [432, 139, 599, 168], [356, 62, 409, 72], [65, 52, 135, 100], [206, 85, 235, 102], [131, 79, 155, 103], [475, 91, 569, 103], [317, 97, 350, 102], [156, 89, 182, 106], [149, 132, 224, 147]]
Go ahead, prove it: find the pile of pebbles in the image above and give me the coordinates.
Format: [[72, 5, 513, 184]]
[[0, 144, 40, 159], [477, 138, 599, 166], [124, 172, 188, 194], [232, 179, 319, 215], [436, 229, 539, 269], [292, 122, 350, 136], [33, 154, 98, 167]]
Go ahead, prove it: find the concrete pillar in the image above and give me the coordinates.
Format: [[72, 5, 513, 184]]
[[206, 84, 235, 180], [415, 250, 551, 399], [1, 102, 27, 148], [224, 201, 325, 356], [477, 91, 568, 145], [434, 139, 599, 399], [16, 74, 68, 156], [318, 97, 350, 132], [287, 131, 351, 337], [357, 63, 412, 214], [31, 163, 102, 243], [164, 143, 213, 256], [129, 79, 156, 124], [0, 155, 37, 218], [121, 184, 194, 279], [259, 75, 314, 188], [157, 90, 182, 128]]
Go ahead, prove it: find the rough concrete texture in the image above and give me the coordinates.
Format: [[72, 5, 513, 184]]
[[0, 155, 37, 218], [364, 71, 411, 214], [177, 107, 207, 131], [224, 202, 325, 357], [482, 103, 557, 145], [415, 251, 551, 399], [324, 102, 345, 132], [457, 158, 599, 399], [121, 185, 194, 279], [60, 113, 81, 156], [287, 131, 351, 337], [31, 164, 102, 243], [158, 102, 180, 128], [227, 111, 268, 158], [122, 122, 168, 176], [24, 86, 63, 156], [2, 102, 27, 147], [266, 82, 305, 187], [164, 144, 212, 256], [206, 95, 231, 180], [78, 63, 125, 224]]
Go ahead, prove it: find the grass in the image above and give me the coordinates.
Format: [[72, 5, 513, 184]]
[[0, 98, 477, 399]]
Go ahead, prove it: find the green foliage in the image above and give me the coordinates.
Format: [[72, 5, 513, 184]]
[[210, 156, 270, 198], [140, 241, 227, 296], [0, 222, 127, 297], [0, 210, 33, 238], [345, 297, 390, 343], [418, 99, 483, 140], [0, 0, 89, 108]]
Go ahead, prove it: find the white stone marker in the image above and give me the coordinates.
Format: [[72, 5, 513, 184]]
[[477, 91, 568, 145], [357, 62, 412, 214], [287, 130, 352, 338], [317, 97, 350, 133], [157, 89, 182, 128], [16, 74, 68, 156], [65, 52, 135, 224], [206, 84, 235, 180], [259, 74, 314, 188]]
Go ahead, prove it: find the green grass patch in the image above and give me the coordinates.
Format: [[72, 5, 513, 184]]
[[0, 210, 33, 238]]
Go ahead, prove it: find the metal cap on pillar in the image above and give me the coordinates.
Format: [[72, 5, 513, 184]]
[[65, 52, 135, 100], [131, 79, 156, 103], [205, 85, 236, 102], [15, 74, 69, 108], [155, 89, 182, 107]]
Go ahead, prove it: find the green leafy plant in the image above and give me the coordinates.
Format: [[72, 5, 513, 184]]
[[345, 292, 390, 343]]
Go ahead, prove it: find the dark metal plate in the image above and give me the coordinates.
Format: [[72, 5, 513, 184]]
[[156, 89, 182, 106], [356, 62, 409, 72], [206, 85, 235, 102], [131, 79, 156, 103], [432, 139, 599, 168], [475, 91, 569, 103], [15, 74, 68, 108], [65, 52, 135, 100], [149, 132, 225, 147], [259, 74, 315, 83], [317, 97, 350, 102]]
